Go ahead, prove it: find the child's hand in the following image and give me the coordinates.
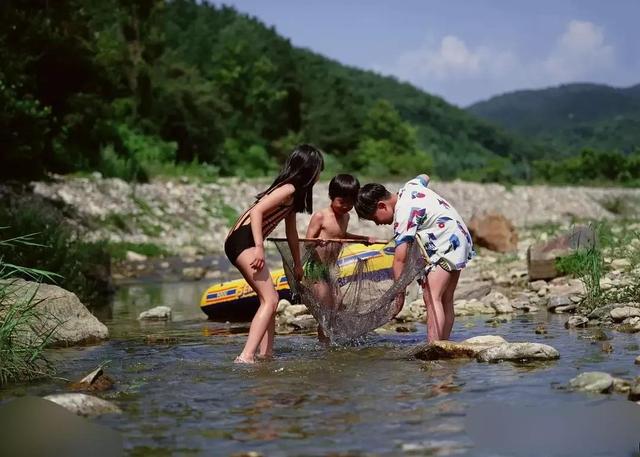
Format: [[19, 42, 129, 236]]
[[366, 236, 379, 245], [294, 262, 304, 281], [250, 246, 265, 271]]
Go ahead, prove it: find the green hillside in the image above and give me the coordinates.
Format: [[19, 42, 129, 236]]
[[468, 83, 640, 154], [1, 0, 546, 183]]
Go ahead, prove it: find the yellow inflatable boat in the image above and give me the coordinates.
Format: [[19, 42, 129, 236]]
[[200, 242, 395, 320]]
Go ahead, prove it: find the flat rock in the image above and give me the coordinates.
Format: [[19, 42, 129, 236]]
[[455, 281, 492, 301], [529, 280, 548, 292], [409, 335, 508, 361], [43, 393, 121, 417], [565, 316, 589, 328], [454, 299, 494, 316], [569, 372, 614, 393], [138, 306, 172, 320], [482, 291, 514, 314], [610, 306, 640, 322], [476, 342, 560, 363], [547, 294, 572, 312]]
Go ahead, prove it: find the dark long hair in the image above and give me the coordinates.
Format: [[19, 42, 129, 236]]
[[256, 144, 324, 214]]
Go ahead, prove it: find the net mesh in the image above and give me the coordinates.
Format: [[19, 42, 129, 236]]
[[272, 239, 427, 342]]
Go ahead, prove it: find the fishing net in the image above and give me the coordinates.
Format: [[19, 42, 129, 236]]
[[270, 238, 427, 342]]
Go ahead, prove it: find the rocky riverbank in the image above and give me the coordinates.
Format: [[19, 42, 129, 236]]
[[19, 175, 640, 257]]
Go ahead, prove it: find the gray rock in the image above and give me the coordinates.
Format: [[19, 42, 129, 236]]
[[565, 316, 589, 328], [629, 380, 640, 401], [289, 315, 317, 332], [276, 299, 291, 315], [611, 258, 631, 270], [483, 291, 514, 314], [555, 304, 577, 313], [43, 393, 121, 416], [547, 295, 572, 312], [529, 280, 548, 292], [138, 306, 171, 320], [569, 372, 614, 393], [182, 267, 205, 281], [476, 342, 560, 363], [455, 281, 492, 301], [454, 299, 494, 316], [125, 251, 147, 262], [610, 306, 640, 322], [0, 279, 108, 346], [284, 304, 309, 318], [635, 355, 640, 365]]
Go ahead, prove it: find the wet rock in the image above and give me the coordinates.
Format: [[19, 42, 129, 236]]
[[613, 378, 631, 394], [529, 280, 548, 292], [610, 306, 640, 322], [182, 266, 205, 281], [483, 291, 514, 314], [527, 225, 596, 281], [69, 367, 114, 392], [467, 213, 518, 252], [125, 251, 147, 262], [476, 342, 560, 363], [486, 317, 510, 326], [565, 316, 589, 328], [569, 372, 614, 393], [454, 299, 494, 316], [547, 295, 572, 313], [395, 299, 423, 323], [276, 299, 291, 315], [586, 329, 610, 341], [289, 315, 317, 332], [629, 380, 640, 401], [395, 324, 417, 333], [534, 324, 547, 334], [555, 304, 577, 313], [43, 393, 121, 417], [409, 335, 507, 361], [601, 342, 614, 353], [138, 306, 171, 320], [284, 304, 309, 318], [455, 281, 492, 301], [0, 279, 108, 346], [635, 355, 640, 365]]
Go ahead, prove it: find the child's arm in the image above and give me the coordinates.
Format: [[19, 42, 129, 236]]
[[248, 183, 295, 271], [285, 211, 303, 280], [392, 242, 409, 313], [305, 212, 324, 239]]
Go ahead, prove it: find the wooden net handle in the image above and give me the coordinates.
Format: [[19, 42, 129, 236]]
[[267, 237, 389, 245]]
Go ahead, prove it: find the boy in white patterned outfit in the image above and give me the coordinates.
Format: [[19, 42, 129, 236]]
[[355, 174, 474, 342]]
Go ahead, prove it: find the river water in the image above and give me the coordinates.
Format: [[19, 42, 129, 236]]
[[2, 278, 640, 456]]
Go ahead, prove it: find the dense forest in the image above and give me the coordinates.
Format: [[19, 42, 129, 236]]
[[2, 1, 638, 185], [1, 0, 554, 184], [468, 83, 640, 156]]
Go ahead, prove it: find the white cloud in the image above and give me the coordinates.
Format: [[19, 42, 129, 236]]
[[544, 20, 614, 81], [378, 20, 618, 105]]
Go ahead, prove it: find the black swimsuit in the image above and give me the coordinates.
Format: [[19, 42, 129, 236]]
[[224, 196, 294, 265]]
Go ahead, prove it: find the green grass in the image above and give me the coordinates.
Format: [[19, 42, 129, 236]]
[[0, 233, 58, 385], [106, 242, 169, 261]]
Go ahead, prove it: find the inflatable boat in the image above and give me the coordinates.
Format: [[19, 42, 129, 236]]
[[200, 242, 395, 321]]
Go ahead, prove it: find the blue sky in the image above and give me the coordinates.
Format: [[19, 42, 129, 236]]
[[214, 0, 639, 106]]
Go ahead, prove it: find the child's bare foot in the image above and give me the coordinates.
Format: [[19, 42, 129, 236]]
[[234, 355, 255, 364]]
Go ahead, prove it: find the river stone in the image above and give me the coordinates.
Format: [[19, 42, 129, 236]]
[[125, 250, 147, 262], [476, 342, 560, 363], [610, 306, 640, 322], [454, 299, 494, 316], [409, 335, 508, 361], [289, 315, 316, 332], [182, 266, 205, 280], [555, 304, 577, 313], [0, 279, 108, 346], [611, 258, 631, 270], [565, 316, 589, 328], [483, 291, 514, 314], [547, 295, 572, 312], [629, 380, 640, 401], [569, 372, 614, 393], [467, 213, 518, 252], [455, 281, 492, 301], [43, 393, 122, 417], [529, 280, 548, 292], [284, 304, 309, 318], [138, 306, 171, 320], [276, 299, 291, 315]]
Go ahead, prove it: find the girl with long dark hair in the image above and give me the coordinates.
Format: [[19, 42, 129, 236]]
[[224, 144, 324, 363]]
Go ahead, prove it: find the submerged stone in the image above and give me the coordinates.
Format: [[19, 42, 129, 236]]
[[569, 372, 614, 394], [476, 342, 560, 363], [43, 393, 121, 417], [138, 306, 172, 320]]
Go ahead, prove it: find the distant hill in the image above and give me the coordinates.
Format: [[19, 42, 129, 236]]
[[467, 83, 640, 154]]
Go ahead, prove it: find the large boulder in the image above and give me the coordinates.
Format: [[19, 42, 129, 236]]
[[527, 225, 596, 281], [1, 279, 108, 346], [467, 213, 518, 252]]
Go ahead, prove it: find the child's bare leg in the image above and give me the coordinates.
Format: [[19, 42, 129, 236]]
[[422, 267, 455, 342], [234, 248, 279, 363], [442, 270, 461, 340], [313, 280, 334, 344], [258, 313, 276, 358]]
